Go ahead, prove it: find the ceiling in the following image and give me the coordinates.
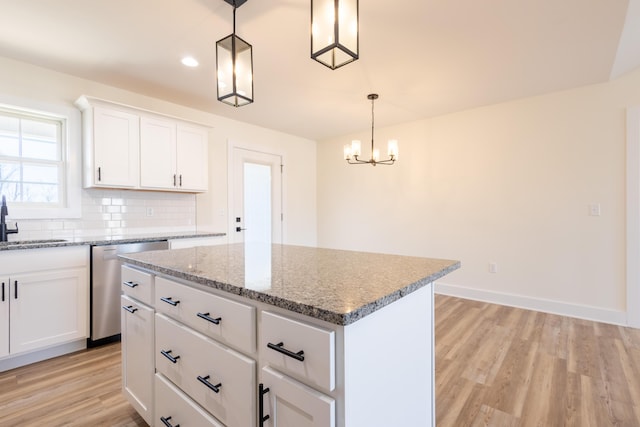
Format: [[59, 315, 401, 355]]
[[0, 0, 637, 141]]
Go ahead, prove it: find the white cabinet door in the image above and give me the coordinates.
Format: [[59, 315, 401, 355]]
[[9, 268, 88, 354], [260, 366, 335, 427], [140, 116, 177, 190], [121, 295, 154, 425], [176, 124, 208, 192], [0, 279, 8, 358], [92, 106, 139, 188]]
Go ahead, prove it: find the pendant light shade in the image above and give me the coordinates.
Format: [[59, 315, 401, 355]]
[[311, 0, 359, 70], [216, 0, 253, 107]]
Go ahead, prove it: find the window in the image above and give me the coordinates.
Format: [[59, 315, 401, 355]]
[[0, 96, 80, 219], [0, 111, 65, 206]]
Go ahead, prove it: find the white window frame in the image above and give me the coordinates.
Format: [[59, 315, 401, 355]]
[[0, 94, 81, 219]]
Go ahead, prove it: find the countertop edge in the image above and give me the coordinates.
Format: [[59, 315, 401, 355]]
[[0, 232, 226, 251]]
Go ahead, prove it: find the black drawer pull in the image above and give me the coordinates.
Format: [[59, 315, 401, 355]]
[[267, 342, 305, 361], [259, 383, 270, 426], [1, 282, 4, 302], [160, 297, 180, 306], [122, 281, 138, 288], [122, 305, 138, 314], [197, 312, 222, 325], [14, 280, 18, 299], [160, 416, 179, 427], [160, 350, 180, 363], [197, 375, 222, 393]]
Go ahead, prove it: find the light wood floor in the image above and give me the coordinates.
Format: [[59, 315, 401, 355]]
[[1, 295, 639, 426]]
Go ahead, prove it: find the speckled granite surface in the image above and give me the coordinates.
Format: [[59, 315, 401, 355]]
[[119, 243, 460, 326], [0, 231, 225, 251]]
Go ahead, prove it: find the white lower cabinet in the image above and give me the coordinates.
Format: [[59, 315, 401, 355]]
[[155, 373, 224, 427], [121, 295, 154, 425], [0, 246, 89, 363], [260, 366, 335, 427]]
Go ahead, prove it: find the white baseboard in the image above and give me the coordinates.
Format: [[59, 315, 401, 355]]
[[434, 282, 628, 327], [0, 339, 87, 372]]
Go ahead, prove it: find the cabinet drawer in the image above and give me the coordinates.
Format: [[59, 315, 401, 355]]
[[155, 276, 256, 353], [261, 311, 336, 392], [261, 366, 335, 427], [155, 314, 256, 427], [121, 265, 153, 305], [155, 373, 224, 427]]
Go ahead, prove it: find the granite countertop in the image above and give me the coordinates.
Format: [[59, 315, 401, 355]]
[[0, 231, 225, 251], [119, 243, 460, 326]]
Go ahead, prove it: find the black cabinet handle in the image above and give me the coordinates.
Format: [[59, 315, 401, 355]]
[[97, 167, 101, 181], [259, 383, 270, 426], [122, 281, 138, 288], [197, 375, 222, 393], [122, 305, 138, 314], [1, 282, 4, 302], [267, 342, 305, 361], [160, 350, 180, 363], [173, 174, 176, 186], [179, 174, 183, 187], [160, 297, 180, 306], [197, 312, 221, 325], [160, 416, 180, 427], [14, 280, 17, 300]]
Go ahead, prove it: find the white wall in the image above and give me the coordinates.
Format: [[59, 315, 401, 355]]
[[318, 67, 640, 325], [0, 56, 317, 246]]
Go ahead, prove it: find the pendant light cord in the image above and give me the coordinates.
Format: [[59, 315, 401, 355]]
[[370, 96, 375, 155]]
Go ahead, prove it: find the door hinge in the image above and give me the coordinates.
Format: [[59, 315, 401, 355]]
[[281, 213, 283, 221], [280, 164, 283, 173]]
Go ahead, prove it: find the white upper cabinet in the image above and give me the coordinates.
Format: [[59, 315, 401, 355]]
[[76, 95, 209, 193], [176, 124, 208, 192], [140, 116, 176, 190], [140, 118, 208, 192], [76, 97, 140, 188]]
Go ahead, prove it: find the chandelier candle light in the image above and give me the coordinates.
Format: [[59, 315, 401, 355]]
[[216, 0, 254, 107], [344, 94, 399, 166]]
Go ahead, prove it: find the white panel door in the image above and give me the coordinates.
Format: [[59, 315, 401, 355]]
[[93, 106, 139, 187], [140, 116, 176, 189], [9, 268, 88, 354], [231, 147, 282, 244]]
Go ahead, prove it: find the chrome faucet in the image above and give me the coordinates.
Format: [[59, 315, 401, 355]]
[[1, 195, 19, 242]]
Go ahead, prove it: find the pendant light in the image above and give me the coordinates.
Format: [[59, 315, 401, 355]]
[[344, 94, 398, 166], [216, 0, 254, 107], [311, 0, 359, 70]]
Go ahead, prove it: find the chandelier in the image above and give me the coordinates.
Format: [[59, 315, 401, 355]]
[[216, 0, 254, 107], [344, 94, 398, 166]]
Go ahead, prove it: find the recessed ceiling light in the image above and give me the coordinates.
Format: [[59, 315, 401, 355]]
[[181, 56, 199, 67]]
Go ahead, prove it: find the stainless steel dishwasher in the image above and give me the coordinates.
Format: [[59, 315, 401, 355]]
[[89, 240, 168, 346]]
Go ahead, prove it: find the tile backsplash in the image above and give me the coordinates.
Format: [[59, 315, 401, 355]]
[[10, 189, 197, 240]]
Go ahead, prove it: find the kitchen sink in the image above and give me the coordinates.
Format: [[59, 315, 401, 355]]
[[0, 239, 68, 246]]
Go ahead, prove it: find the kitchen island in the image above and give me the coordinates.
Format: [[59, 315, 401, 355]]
[[119, 244, 460, 427]]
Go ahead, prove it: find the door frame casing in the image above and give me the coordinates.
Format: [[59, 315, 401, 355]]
[[227, 140, 285, 244]]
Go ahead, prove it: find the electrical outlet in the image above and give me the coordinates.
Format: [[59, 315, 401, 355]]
[[146, 207, 154, 217], [589, 203, 601, 216], [489, 262, 498, 273]]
